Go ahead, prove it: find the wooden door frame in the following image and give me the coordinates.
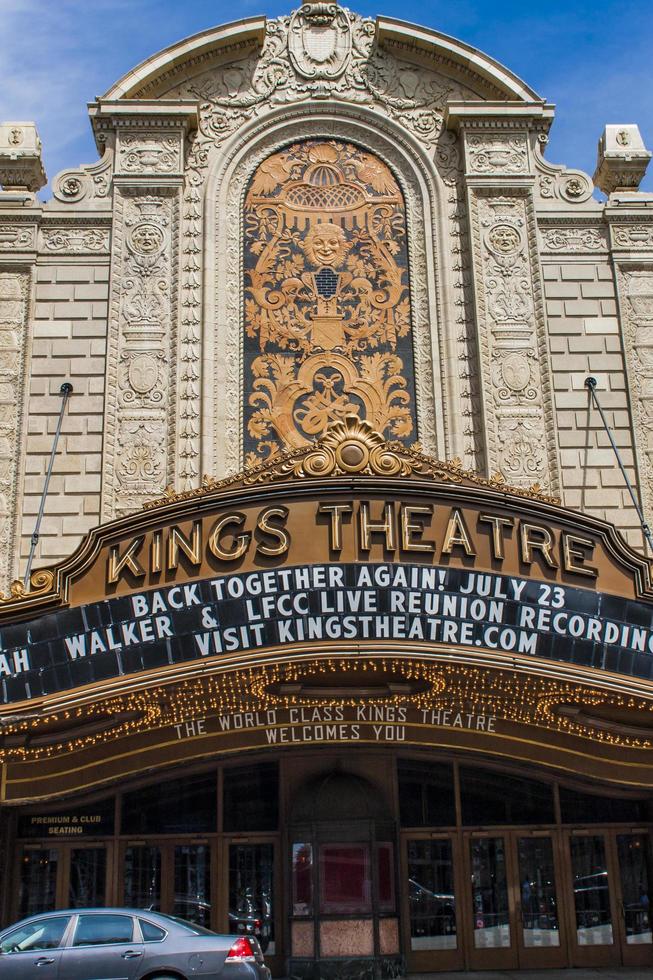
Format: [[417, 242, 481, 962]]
[[561, 829, 621, 968], [400, 830, 465, 974], [13, 840, 113, 921], [221, 833, 282, 975], [608, 827, 653, 969], [62, 840, 114, 910], [510, 829, 568, 969], [462, 830, 519, 971]]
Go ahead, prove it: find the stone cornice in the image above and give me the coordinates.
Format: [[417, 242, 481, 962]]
[[101, 18, 267, 99], [376, 18, 541, 101], [445, 102, 555, 132], [90, 100, 198, 142]]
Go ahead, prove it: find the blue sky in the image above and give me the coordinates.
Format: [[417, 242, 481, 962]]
[[1, 0, 652, 195]]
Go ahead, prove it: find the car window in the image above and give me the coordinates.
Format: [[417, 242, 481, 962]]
[[138, 919, 166, 942], [156, 913, 216, 936], [1, 916, 70, 953], [73, 914, 134, 946]]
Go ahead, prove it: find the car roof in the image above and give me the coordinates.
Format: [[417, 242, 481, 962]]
[[3, 909, 176, 928]]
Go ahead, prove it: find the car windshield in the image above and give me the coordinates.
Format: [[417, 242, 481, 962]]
[[154, 914, 217, 936]]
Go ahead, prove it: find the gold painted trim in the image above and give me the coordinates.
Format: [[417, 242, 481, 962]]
[[4, 732, 653, 805], [1, 415, 653, 617], [4, 642, 653, 719]]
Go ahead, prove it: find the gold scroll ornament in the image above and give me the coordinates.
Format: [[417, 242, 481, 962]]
[[243, 140, 416, 464]]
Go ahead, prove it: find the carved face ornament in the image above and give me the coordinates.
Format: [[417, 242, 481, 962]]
[[303, 221, 349, 267]]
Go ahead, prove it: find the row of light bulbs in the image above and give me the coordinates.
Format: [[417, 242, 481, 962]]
[[0, 655, 652, 762]]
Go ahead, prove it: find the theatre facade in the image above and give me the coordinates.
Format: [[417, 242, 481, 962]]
[[0, 3, 652, 975]]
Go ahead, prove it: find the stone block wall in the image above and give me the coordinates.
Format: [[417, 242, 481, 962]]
[[21, 260, 108, 568], [542, 258, 645, 551]]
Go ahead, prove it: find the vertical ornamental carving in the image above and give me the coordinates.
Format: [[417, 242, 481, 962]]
[[469, 190, 558, 490], [0, 271, 28, 590], [163, 8, 477, 481], [618, 268, 653, 522], [103, 191, 176, 518], [242, 139, 417, 465]]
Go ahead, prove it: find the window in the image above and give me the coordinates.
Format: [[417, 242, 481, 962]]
[[156, 914, 216, 936], [223, 763, 278, 832], [560, 786, 650, 825], [398, 760, 456, 827], [138, 919, 166, 942], [121, 772, 217, 834], [292, 843, 313, 915], [460, 766, 555, 825], [73, 913, 133, 946], [1, 916, 70, 953]]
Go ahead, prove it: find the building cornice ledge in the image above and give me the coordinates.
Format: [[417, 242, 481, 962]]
[[100, 18, 267, 100]]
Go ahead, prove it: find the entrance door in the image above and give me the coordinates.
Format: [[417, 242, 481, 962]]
[[403, 835, 464, 972], [466, 834, 514, 970], [120, 841, 213, 927], [513, 834, 566, 968], [225, 840, 276, 960], [16, 844, 111, 920], [17, 847, 60, 918], [616, 831, 652, 966], [564, 831, 620, 967], [465, 832, 566, 970], [66, 845, 110, 908]]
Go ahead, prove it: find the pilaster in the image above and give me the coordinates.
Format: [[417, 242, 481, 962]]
[[446, 104, 560, 493], [607, 193, 653, 532], [91, 103, 197, 518]]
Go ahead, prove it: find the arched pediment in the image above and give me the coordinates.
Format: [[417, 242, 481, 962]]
[[100, 9, 542, 106]]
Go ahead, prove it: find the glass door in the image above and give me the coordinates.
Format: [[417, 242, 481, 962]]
[[66, 845, 109, 908], [514, 834, 566, 968], [120, 841, 214, 927], [173, 844, 212, 928], [17, 847, 61, 919], [464, 832, 567, 970], [403, 835, 464, 972], [466, 835, 516, 969], [122, 844, 162, 911], [565, 832, 620, 967], [226, 840, 276, 957], [615, 831, 652, 968]]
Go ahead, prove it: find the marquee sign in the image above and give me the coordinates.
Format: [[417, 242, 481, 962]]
[[2, 560, 653, 705], [1, 418, 652, 708]]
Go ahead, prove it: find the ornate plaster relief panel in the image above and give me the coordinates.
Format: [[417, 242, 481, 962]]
[[538, 221, 608, 255], [0, 224, 36, 252], [467, 187, 559, 491], [617, 266, 653, 524], [102, 189, 178, 518], [242, 139, 417, 465], [210, 113, 451, 478], [0, 271, 29, 590], [156, 6, 484, 481]]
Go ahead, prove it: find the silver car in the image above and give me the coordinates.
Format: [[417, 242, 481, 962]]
[[0, 908, 272, 980]]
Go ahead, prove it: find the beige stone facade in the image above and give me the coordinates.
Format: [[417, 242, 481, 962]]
[[0, 6, 652, 591]]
